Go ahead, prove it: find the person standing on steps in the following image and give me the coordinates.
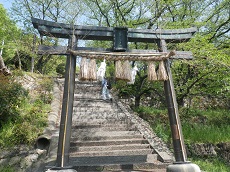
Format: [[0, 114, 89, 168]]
[[101, 77, 112, 101]]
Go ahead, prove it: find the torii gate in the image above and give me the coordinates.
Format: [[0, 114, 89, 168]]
[[32, 18, 200, 172]]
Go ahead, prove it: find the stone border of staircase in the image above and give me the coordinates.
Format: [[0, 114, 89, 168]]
[[116, 101, 174, 163], [45, 78, 63, 160], [35, 78, 63, 165]]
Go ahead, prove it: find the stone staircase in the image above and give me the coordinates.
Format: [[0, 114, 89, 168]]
[[67, 81, 173, 171]]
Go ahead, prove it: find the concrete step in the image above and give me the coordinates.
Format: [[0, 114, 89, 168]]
[[70, 138, 148, 147], [73, 107, 121, 113], [73, 162, 167, 172], [72, 124, 135, 131], [74, 100, 113, 107], [69, 154, 160, 166], [72, 115, 125, 120], [73, 105, 115, 111], [72, 134, 143, 142], [72, 115, 126, 122], [72, 121, 130, 126], [70, 144, 151, 152], [73, 108, 122, 116], [72, 119, 128, 124], [70, 148, 153, 157], [72, 130, 141, 137], [75, 81, 101, 87], [71, 130, 143, 140], [74, 94, 102, 99]]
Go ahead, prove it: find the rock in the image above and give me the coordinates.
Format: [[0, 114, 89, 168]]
[[20, 154, 38, 169], [189, 143, 217, 157], [9, 156, 21, 166], [0, 158, 8, 166], [36, 149, 47, 155]]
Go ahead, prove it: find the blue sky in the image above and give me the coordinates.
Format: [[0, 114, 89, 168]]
[[0, 0, 13, 10]]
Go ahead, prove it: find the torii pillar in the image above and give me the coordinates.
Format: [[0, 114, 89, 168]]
[[157, 39, 200, 172]]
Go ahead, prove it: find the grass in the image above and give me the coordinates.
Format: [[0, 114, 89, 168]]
[[134, 106, 230, 172], [0, 166, 14, 172], [183, 123, 230, 143], [189, 157, 230, 172], [135, 106, 230, 144], [0, 73, 53, 147]]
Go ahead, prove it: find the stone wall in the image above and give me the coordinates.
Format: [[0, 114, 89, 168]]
[[187, 142, 230, 165]]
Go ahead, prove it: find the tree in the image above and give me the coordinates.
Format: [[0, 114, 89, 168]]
[[8, 0, 230, 108], [0, 4, 21, 73], [11, 0, 84, 74]]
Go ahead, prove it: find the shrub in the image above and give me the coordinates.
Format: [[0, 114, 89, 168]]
[[37, 77, 54, 104], [0, 75, 28, 128], [0, 73, 51, 147], [56, 63, 66, 76]]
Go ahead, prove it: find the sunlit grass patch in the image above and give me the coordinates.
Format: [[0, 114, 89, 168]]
[[189, 157, 230, 172]]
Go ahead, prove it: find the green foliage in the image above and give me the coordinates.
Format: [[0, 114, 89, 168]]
[[0, 75, 28, 128], [180, 108, 230, 143], [37, 77, 54, 104], [135, 106, 230, 144], [0, 165, 14, 172], [56, 63, 66, 76], [171, 34, 230, 108], [0, 73, 51, 147], [190, 157, 230, 172], [183, 123, 230, 144], [134, 106, 170, 143]]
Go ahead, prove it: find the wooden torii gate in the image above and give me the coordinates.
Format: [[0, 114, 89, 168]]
[[32, 18, 200, 171]]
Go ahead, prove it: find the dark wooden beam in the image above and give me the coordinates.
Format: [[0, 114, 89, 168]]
[[32, 18, 197, 43], [38, 45, 193, 60]]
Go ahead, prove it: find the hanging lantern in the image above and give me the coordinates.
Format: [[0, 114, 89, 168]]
[[113, 27, 128, 52]]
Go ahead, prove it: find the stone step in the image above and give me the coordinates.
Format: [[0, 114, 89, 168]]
[[72, 130, 141, 137], [71, 134, 143, 142], [70, 144, 151, 152], [72, 118, 128, 124], [69, 154, 160, 166], [73, 107, 121, 113], [72, 110, 124, 115], [72, 131, 143, 141], [75, 86, 101, 90], [73, 162, 167, 172], [70, 138, 148, 147], [74, 94, 102, 99], [74, 100, 113, 107], [75, 81, 101, 86], [70, 148, 153, 157], [73, 121, 130, 126], [72, 124, 135, 131], [73, 123, 131, 128], [73, 114, 125, 120]]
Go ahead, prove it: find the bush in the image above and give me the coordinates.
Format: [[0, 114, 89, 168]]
[[0, 76, 28, 128], [56, 63, 66, 76], [0, 74, 51, 147], [37, 77, 54, 104]]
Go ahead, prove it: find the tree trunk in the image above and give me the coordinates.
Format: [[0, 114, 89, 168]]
[[134, 95, 141, 108], [16, 50, 22, 70], [0, 55, 5, 69], [0, 55, 11, 76]]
